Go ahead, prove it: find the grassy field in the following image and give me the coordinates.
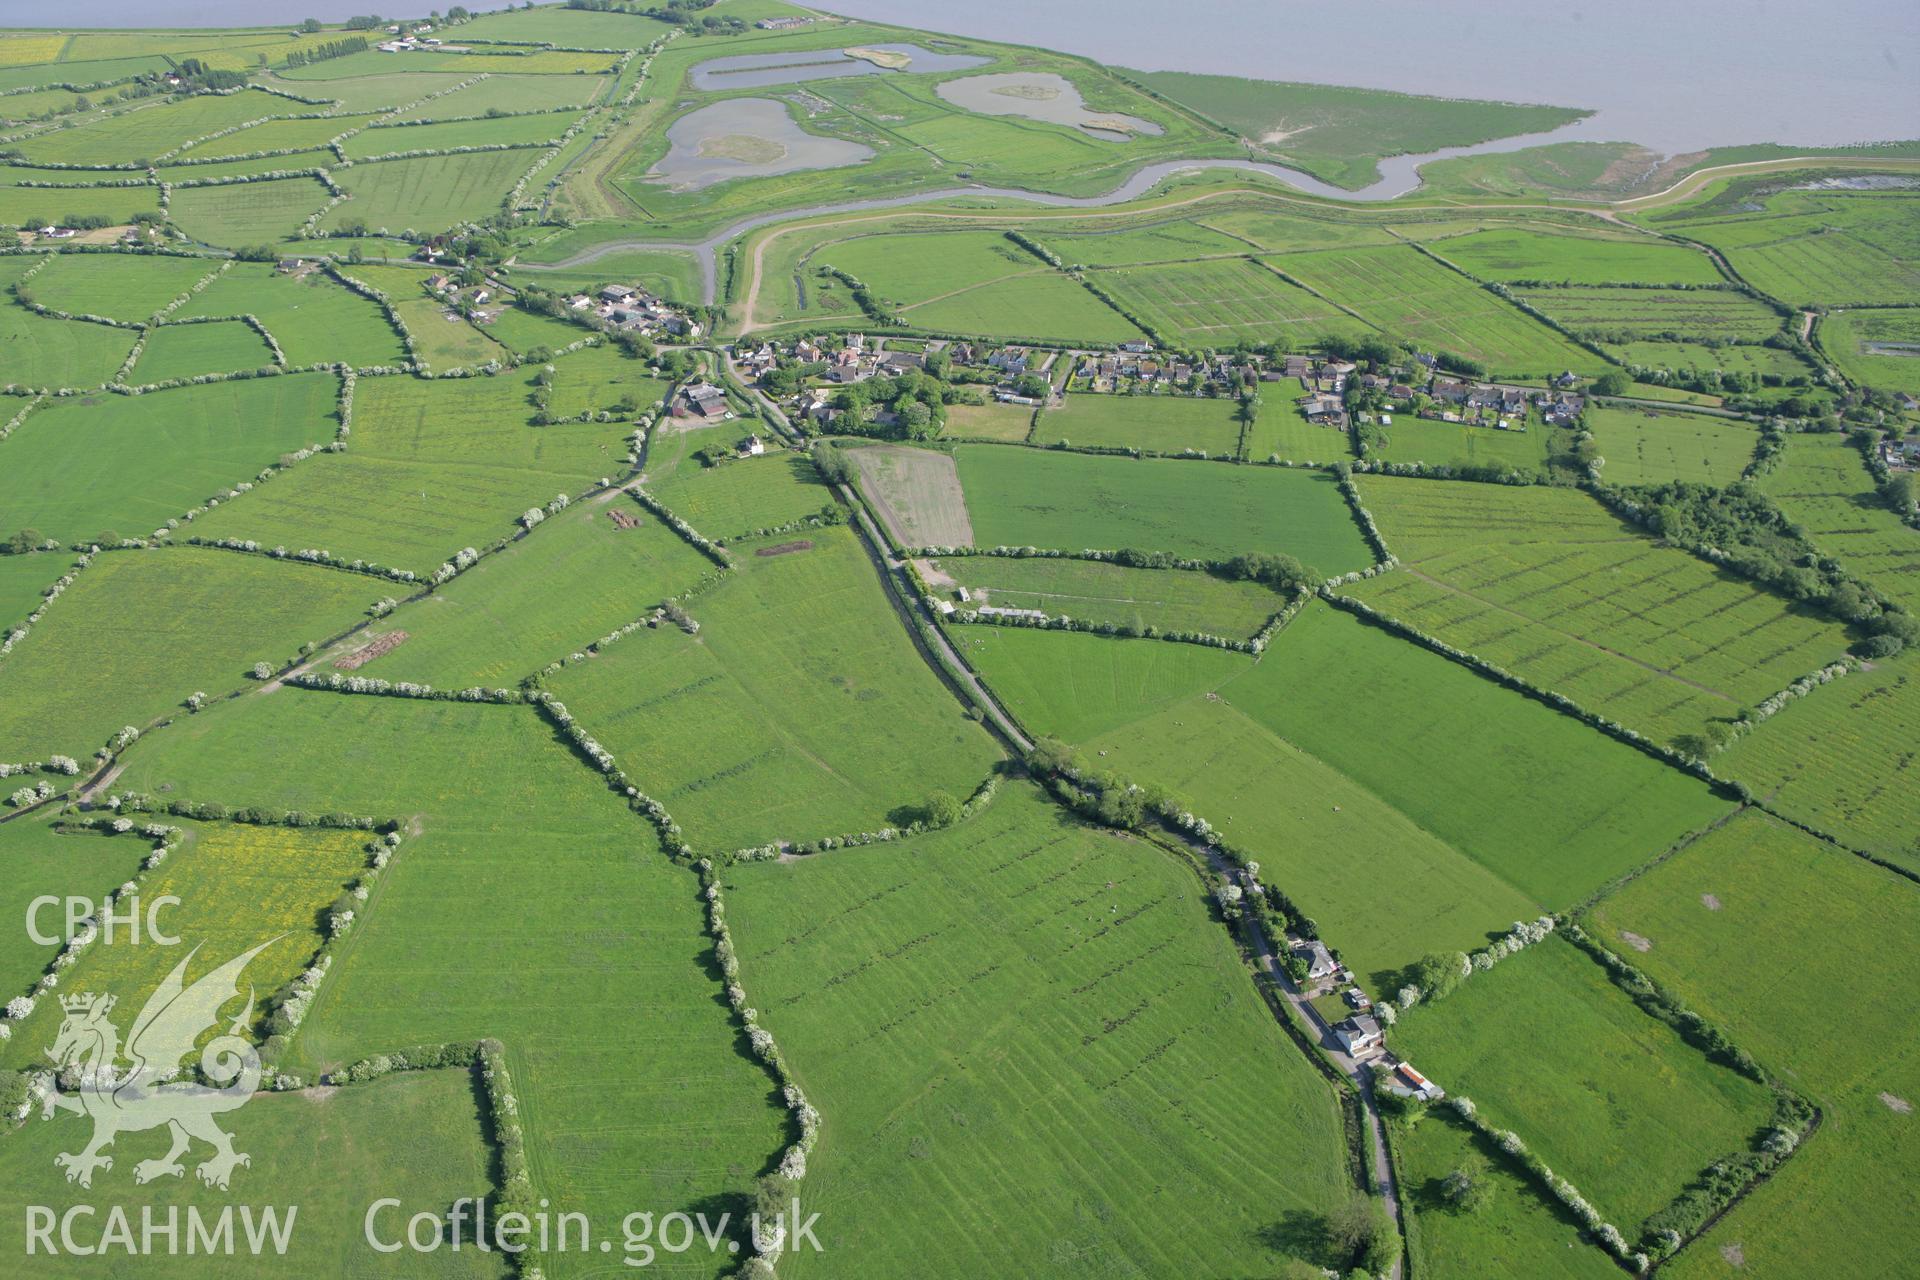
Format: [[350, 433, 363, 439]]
[[1604, 339, 1813, 382], [1588, 811, 1920, 1278], [1128, 70, 1586, 189], [1429, 227, 1724, 286], [395, 297, 509, 370], [169, 175, 334, 247], [1244, 405, 1355, 465], [1515, 286, 1786, 342], [0, 546, 377, 760], [1757, 430, 1920, 611], [0, 821, 368, 1071], [385, 72, 608, 121], [0, 817, 151, 998], [935, 554, 1286, 638], [1276, 244, 1607, 376], [11, 90, 287, 165], [724, 782, 1352, 1278], [28, 252, 216, 323], [349, 499, 713, 687], [1391, 936, 1777, 1231], [321, 151, 534, 235], [0, 181, 162, 228], [342, 112, 574, 161], [0, 372, 339, 544], [1090, 255, 1372, 346], [0, 1069, 507, 1278], [173, 112, 361, 161], [1220, 602, 1728, 904], [177, 263, 407, 367], [1372, 416, 1552, 471], [646, 452, 833, 542], [1078, 675, 1543, 989], [130, 319, 277, 383], [1349, 476, 1853, 746], [1819, 307, 1920, 395], [1037, 391, 1245, 455], [546, 525, 1002, 853], [846, 442, 974, 547], [189, 364, 631, 574], [1717, 656, 1920, 870], [1584, 405, 1756, 485], [1035, 218, 1261, 267], [110, 692, 787, 1278], [953, 445, 1375, 570], [1395, 1108, 1622, 1280], [942, 399, 1034, 441], [0, 552, 67, 630], [1648, 191, 1920, 308], [0, 302, 138, 389]]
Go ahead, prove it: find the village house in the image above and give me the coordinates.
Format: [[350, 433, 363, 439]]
[[1332, 1015, 1383, 1057], [738, 434, 766, 457], [1282, 354, 1314, 380], [987, 347, 1030, 377], [1120, 340, 1153, 355], [1293, 940, 1339, 982]]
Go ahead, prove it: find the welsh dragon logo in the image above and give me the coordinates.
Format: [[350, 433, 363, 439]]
[[41, 940, 276, 1191]]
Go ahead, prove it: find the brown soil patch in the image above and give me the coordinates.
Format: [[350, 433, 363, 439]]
[[1720, 1243, 1745, 1267], [300, 1086, 339, 1104], [608, 507, 639, 530], [1881, 1092, 1913, 1114], [1702, 893, 1722, 910], [913, 557, 958, 590], [1619, 930, 1653, 953], [756, 539, 813, 557], [334, 630, 408, 670]]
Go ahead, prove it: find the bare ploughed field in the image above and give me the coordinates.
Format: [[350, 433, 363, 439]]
[[847, 445, 975, 548]]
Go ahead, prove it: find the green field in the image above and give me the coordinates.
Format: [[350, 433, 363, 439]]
[[1349, 476, 1853, 745], [385, 72, 608, 121], [1605, 338, 1813, 382], [169, 176, 334, 246], [28, 252, 215, 323], [0, 546, 376, 760], [1819, 307, 1920, 395], [546, 525, 1002, 853], [1583, 405, 1756, 485], [173, 112, 360, 161], [1588, 811, 1920, 1277], [1038, 391, 1245, 455], [724, 782, 1352, 1278], [189, 364, 630, 575], [0, 821, 368, 1071], [953, 445, 1375, 570], [109, 692, 787, 1277], [0, 372, 339, 544], [1718, 656, 1920, 870], [0, 818, 151, 996], [321, 151, 534, 235], [1391, 936, 1776, 1231], [937, 554, 1286, 638], [1649, 191, 1920, 308], [350, 498, 713, 686], [0, 181, 162, 228], [0, 302, 139, 389], [1091, 255, 1371, 346], [11, 90, 288, 165], [1517, 285, 1784, 341], [1394, 1108, 1621, 1280], [342, 112, 574, 161], [646, 451, 833, 542], [129, 319, 277, 383], [1757, 431, 1920, 611], [1276, 243, 1606, 376], [177, 263, 407, 367], [1371, 415, 1553, 471], [1035, 218, 1260, 267], [0, 1069, 507, 1278], [1430, 227, 1725, 285]]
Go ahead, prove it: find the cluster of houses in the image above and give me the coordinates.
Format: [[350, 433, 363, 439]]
[[568, 284, 702, 341], [1074, 346, 1245, 395], [1278, 352, 1589, 433], [731, 334, 945, 428], [375, 25, 448, 53], [1290, 938, 1444, 1103], [1881, 434, 1920, 471]]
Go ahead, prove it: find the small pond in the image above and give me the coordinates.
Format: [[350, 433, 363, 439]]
[[935, 71, 1164, 139], [688, 43, 988, 92], [645, 98, 874, 193]]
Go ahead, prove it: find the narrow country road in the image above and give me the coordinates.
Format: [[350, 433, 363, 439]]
[[1175, 832, 1406, 1279]]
